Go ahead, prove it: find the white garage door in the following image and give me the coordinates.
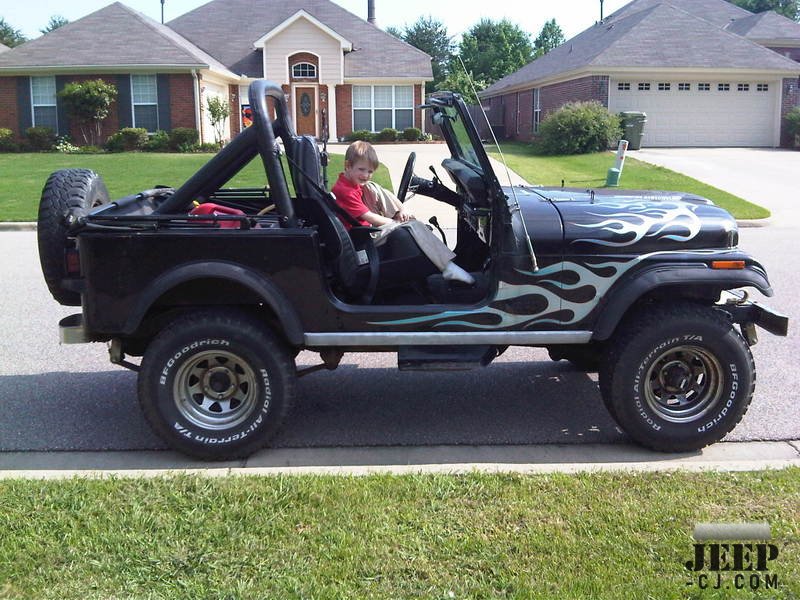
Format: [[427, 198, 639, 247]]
[[608, 79, 778, 147]]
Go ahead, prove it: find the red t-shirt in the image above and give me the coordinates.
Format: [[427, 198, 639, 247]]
[[331, 172, 370, 230]]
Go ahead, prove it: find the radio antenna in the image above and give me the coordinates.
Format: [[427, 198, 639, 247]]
[[455, 55, 538, 272]]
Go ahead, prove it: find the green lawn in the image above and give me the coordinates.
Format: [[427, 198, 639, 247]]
[[0, 152, 392, 222], [0, 469, 796, 599], [490, 143, 770, 220]]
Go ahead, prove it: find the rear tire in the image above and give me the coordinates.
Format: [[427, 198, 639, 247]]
[[138, 310, 296, 460], [599, 303, 754, 452], [37, 169, 109, 305]]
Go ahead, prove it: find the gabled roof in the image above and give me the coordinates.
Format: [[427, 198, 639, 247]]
[[168, 0, 432, 79], [726, 10, 800, 43], [0, 2, 236, 77], [481, 1, 800, 98], [252, 9, 352, 50], [606, 0, 752, 28]]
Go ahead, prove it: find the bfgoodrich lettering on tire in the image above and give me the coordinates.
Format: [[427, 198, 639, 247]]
[[599, 303, 755, 452], [138, 310, 296, 460]]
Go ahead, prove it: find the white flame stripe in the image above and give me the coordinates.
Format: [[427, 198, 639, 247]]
[[571, 203, 702, 247]]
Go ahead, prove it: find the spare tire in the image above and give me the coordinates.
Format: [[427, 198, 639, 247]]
[[37, 169, 109, 306]]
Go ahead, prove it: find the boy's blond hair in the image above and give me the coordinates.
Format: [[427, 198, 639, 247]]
[[344, 140, 379, 169]]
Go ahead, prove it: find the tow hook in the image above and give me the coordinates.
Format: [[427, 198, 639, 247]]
[[109, 339, 141, 372]]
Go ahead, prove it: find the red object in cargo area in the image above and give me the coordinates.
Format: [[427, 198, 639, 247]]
[[189, 203, 245, 228]]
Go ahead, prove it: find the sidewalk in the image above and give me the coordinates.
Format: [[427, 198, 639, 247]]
[[1, 441, 797, 479]]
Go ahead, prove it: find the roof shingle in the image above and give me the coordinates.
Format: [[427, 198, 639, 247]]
[[726, 10, 800, 41]]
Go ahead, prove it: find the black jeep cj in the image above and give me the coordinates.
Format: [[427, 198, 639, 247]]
[[37, 80, 788, 459]]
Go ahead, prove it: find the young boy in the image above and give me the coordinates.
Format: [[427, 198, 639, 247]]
[[332, 141, 474, 284]]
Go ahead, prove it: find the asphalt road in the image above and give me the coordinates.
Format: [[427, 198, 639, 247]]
[[0, 225, 796, 452]]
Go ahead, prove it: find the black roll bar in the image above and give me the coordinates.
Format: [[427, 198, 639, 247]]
[[155, 80, 297, 227]]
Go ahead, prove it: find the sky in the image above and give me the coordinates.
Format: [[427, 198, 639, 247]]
[[2, 0, 631, 43]]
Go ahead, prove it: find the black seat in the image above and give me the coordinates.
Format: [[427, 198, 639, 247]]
[[287, 135, 436, 303]]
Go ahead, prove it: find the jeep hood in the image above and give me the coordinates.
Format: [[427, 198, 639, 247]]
[[513, 185, 738, 255]]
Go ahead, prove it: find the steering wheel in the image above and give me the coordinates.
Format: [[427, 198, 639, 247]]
[[397, 152, 416, 202]]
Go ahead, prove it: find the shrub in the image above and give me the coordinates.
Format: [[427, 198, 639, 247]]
[[25, 126, 57, 151], [57, 79, 117, 146], [143, 130, 170, 152], [169, 127, 199, 151], [195, 142, 222, 153], [403, 127, 423, 142], [376, 128, 398, 142], [54, 136, 80, 153], [786, 106, 800, 146], [0, 128, 17, 152], [106, 127, 149, 152], [345, 129, 375, 142], [537, 101, 622, 155]]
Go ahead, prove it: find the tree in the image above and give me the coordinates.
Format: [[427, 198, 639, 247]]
[[206, 95, 231, 146], [458, 19, 534, 85], [0, 18, 27, 47], [387, 16, 453, 93], [40, 15, 69, 35], [726, 0, 799, 20], [534, 19, 565, 57], [435, 67, 487, 104], [58, 80, 118, 146]]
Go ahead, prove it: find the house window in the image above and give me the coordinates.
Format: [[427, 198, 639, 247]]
[[737, 83, 750, 92], [292, 62, 317, 79], [617, 82, 631, 91], [658, 83, 671, 91], [533, 88, 541, 134], [678, 83, 691, 91], [31, 76, 58, 132], [638, 82, 650, 91], [352, 85, 413, 132], [698, 83, 711, 91], [757, 83, 769, 92], [131, 74, 158, 132], [718, 83, 730, 91]]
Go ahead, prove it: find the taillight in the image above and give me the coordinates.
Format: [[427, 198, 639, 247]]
[[65, 247, 80, 275]]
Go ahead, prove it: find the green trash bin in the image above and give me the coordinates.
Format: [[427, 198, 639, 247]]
[[619, 111, 647, 150]]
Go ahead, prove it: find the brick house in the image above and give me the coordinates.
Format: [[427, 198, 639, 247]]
[[479, 0, 800, 147], [0, 0, 432, 145]]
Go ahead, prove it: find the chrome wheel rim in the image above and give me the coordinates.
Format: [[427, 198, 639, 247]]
[[643, 345, 724, 423], [173, 350, 259, 430]]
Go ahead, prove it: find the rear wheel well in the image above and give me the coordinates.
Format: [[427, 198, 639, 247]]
[[121, 278, 292, 356]]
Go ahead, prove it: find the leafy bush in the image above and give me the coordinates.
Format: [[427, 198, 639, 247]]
[[376, 128, 398, 142], [106, 127, 149, 152], [345, 130, 375, 142], [57, 79, 117, 146], [54, 136, 80, 153], [25, 126, 57, 151], [786, 107, 800, 146], [537, 101, 622, 155], [403, 127, 423, 141], [143, 130, 170, 152], [169, 127, 199, 151], [0, 128, 17, 152], [195, 142, 222, 153]]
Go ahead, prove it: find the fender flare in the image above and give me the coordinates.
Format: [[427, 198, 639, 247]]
[[122, 261, 304, 346], [592, 264, 773, 341]]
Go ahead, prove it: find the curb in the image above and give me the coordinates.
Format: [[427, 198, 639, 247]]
[[0, 441, 797, 480], [0, 222, 36, 231]]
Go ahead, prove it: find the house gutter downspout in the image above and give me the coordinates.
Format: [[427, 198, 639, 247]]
[[192, 69, 203, 140]]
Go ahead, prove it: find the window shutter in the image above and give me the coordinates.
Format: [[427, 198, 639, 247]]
[[56, 76, 70, 136], [17, 77, 32, 132], [116, 75, 133, 128], [157, 74, 171, 131]]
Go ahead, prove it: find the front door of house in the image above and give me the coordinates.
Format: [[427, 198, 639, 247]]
[[295, 87, 316, 137]]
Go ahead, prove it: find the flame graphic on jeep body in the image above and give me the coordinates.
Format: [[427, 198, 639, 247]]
[[572, 202, 702, 247]]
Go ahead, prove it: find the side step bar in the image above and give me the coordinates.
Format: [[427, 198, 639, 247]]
[[398, 345, 498, 371]]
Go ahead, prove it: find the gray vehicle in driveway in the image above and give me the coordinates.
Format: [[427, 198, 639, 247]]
[[36, 80, 788, 460]]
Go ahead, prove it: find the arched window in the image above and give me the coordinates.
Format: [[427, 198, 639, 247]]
[[292, 62, 317, 79]]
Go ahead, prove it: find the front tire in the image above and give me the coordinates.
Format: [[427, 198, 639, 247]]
[[599, 303, 754, 452], [138, 311, 296, 460]]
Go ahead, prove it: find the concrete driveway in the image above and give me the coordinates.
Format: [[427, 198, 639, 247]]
[[633, 147, 799, 221]]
